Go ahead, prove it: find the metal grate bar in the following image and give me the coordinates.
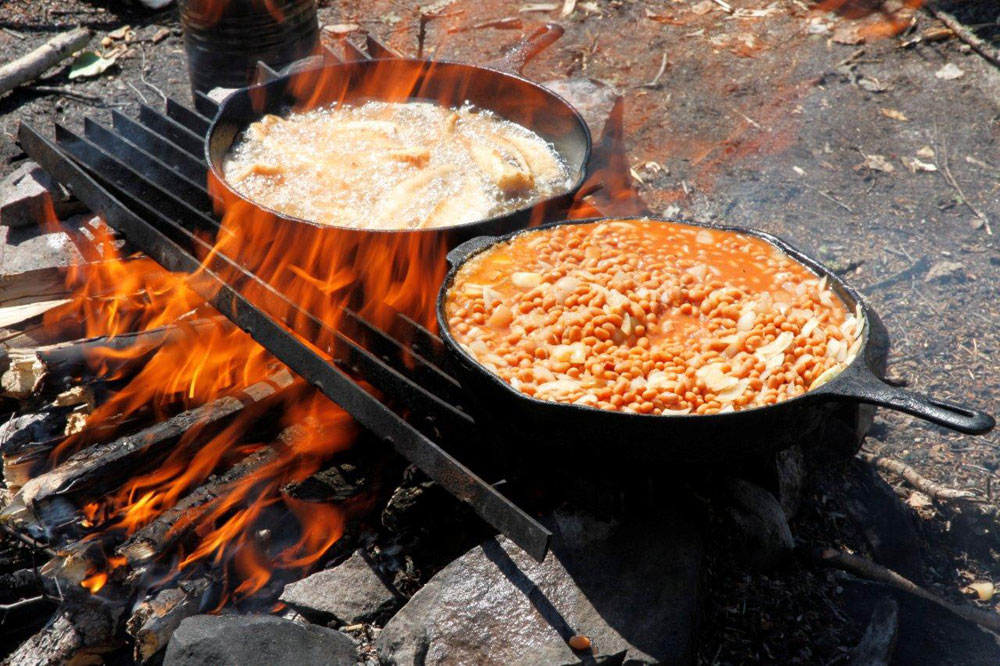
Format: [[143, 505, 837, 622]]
[[20, 122, 550, 561], [341, 39, 371, 62], [320, 44, 343, 64], [83, 119, 211, 211], [112, 111, 206, 184], [138, 104, 204, 158], [166, 98, 211, 136], [365, 35, 401, 59], [194, 91, 220, 118]]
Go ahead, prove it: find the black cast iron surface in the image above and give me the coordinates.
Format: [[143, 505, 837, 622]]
[[436, 218, 994, 463]]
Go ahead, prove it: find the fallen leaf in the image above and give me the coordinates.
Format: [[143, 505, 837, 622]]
[[691, 0, 716, 16], [151, 27, 170, 44], [808, 20, 832, 35], [560, 0, 577, 17], [832, 25, 864, 45], [858, 154, 895, 172], [68, 51, 119, 80], [901, 156, 937, 173], [793, 166, 806, 176], [322, 23, 361, 35], [645, 8, 681, 24], [916, 145, 935, 159], [935, 63, 964, 80], [879, 107, 908, 121], [906, 491, 933, 509], [967, 581, 995, 602], [520, 2, 558, 11], [108, 25, 131, 41], [858, 76, 890, 92]]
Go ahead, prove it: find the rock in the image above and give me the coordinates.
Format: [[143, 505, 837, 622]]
[[924, 261, 966, 284], [279, 549, 401, 625], [0, 162, 83, 228], [164, 614, 356, 666], [840, 576, 1000, 666], [541, 78, 617, 139], [776, 445, 806, 519], [841, 459, 924, 582], [377, 510, 702, 665], [848, 596, 898, 666], [725, 478, 794, 570]]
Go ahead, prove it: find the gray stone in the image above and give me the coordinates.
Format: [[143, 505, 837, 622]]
[[0, 162, 81, 228], [725, 478, 794, 571], [163, 614, 356, 666], [279, 549, 400, 625], [377, 510, 702, 666]]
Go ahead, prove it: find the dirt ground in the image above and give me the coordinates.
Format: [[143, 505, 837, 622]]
[[1, 0, 998, 664]]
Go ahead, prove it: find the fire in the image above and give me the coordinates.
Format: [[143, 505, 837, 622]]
[[81, 572, 108, 593]]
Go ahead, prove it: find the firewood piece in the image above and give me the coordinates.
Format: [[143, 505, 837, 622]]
[[17, 369, 294, 518], [0, 299, 70, 331], [0, 267, 68, 308], [0, 600, 118, 666], [0, 567, 42, 603], [820, 548, 1000, 634], [849, 596, 899, 666], [0, 408, 75, 489], [860, 451, 980, 502], [1, 348, 47, 398], [118, 444, 280, 566], [127, 577, 211, 663], [0, 28, 92, 97]]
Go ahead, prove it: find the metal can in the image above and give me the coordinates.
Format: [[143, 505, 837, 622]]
[[178, 0, 319, 96]]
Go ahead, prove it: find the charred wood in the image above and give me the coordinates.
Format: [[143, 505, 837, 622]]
[[848, 596, 899, 666], [0, 568, 42, 603], [0, 599, 120, 666], [17, 370, 295, 523], [127, 577, 211, 663]]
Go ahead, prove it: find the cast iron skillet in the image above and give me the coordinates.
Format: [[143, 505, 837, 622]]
[[204, 26, 592, 246], [436, 218, 995, 463]]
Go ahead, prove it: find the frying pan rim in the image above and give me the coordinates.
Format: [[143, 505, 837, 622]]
[[435, 215, 877, 422], [204, 57, 594, 235]]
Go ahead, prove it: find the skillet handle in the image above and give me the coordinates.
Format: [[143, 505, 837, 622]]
[[829, 370, 995, 435], [488, 23, 565, 75], [447, 235, 498, 266]]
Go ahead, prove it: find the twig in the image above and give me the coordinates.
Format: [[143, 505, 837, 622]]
[[0, 27, 91, 96], [126, 80, 148, 104], [938, 145, 991, 235], [139, 47, 166, 104], [820, 548, 1000, 634], [801, 182, 854, 213], [860, 452, 980, 502], [641, 52, 668, 89], [2, 27, 26, 40], [0, 595, 48, 614], [0, 522, 58, 558], [925, 3, 1000, 69], [712, 0, 734, 13]]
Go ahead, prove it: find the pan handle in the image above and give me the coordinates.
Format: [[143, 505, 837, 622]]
[[487, 23, 565, 75], [447, 235, 498, 266], [828, 370, 995, 435]]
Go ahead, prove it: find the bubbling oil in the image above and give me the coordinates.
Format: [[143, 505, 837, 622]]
[[223, 101, 572, 230]]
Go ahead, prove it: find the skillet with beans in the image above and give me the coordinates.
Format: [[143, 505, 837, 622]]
[[443, 219, 864, 416]]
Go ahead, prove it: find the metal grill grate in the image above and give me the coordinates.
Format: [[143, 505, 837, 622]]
[[18, 38, 554, 561]]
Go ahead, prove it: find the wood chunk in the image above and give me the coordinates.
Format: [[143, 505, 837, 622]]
[[128, 578, 211, 663], [0, 408, 74, 489], [0, 28, 92, 97], [18, 370, 294, 519], [118, 444, 279, 566], [0, 600, 118, 666], [0, 348, 46, 398]]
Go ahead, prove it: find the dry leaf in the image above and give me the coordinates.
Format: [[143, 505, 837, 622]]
[[323, 23, 361, 35], [967, 581, 995, 602], [859, 154, 895, 172], [916, 145, 935, 159], [151, 27, 170, 44], [832, 25, 864, 45], [935, 63, 964, 80], [906, 491, 933, 509], [560, 0, 577, 17], [108, 25, 132, 40], [879, 107, 908, 121], [901, 156, 937, 173], [858, 76, 890, 93], [691, 0, 716, 16], [520, 2, 558, 11]]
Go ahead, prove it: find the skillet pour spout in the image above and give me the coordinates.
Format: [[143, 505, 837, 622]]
[[437, 219, 994, 463]]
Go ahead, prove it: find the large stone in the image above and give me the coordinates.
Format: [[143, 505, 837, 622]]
[[0, 162, 81, 228], [279, 549, 401, 625], [163, 614, 356, 666], [377, 510, 702, 665], [839, 577, 1000, 666], [725, 478, 794, 571]]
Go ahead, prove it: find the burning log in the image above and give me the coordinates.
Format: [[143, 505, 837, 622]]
[[16, 370, 295, 525], [127, 577, 211, 663], [0, 407, 76, 489], [0, 600, 120, 666], [118, 444, 280, 567], [0, 319, 219, 400]]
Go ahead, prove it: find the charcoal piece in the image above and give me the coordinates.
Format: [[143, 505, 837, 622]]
[[377, 510, 702, 666], [164, 614, 356, 666], [279, 549, 402, 626]]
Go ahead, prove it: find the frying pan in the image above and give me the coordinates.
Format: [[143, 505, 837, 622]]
[[436, 218, 995, 463], [204, 25, 592, 246]]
